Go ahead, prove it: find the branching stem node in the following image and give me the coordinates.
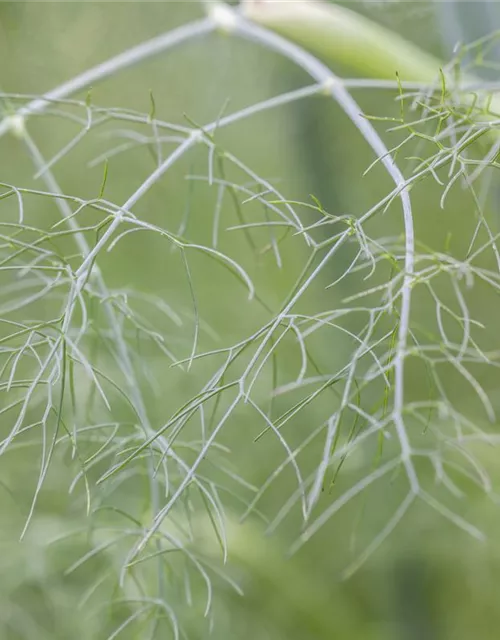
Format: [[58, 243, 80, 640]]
[[3, 114, 26, 139], [208, 2, 239, 35]]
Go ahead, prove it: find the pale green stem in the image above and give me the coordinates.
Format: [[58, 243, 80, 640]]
[[241, 0, 500, 117], [242, 0, 441, 82]]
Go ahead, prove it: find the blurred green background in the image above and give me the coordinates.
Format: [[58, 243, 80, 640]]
[[2, 2, 500, 639]]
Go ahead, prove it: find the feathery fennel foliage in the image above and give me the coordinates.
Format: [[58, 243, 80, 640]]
[[1, 1, 500, 637]]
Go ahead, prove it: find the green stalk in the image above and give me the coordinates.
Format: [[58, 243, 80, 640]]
[[241, 0, 500, 116], [242, 0, 442, 82]]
